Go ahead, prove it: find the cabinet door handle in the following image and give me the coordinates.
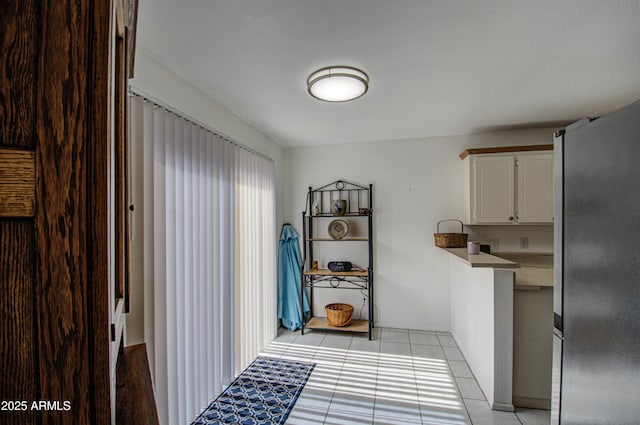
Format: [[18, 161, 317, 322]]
[[509, 216, 514, 221]]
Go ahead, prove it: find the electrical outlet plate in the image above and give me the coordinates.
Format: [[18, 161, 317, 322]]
[[520, 237, 529, 249]]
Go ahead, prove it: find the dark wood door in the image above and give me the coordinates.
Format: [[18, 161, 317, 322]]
[[0, 1, 126, 424]]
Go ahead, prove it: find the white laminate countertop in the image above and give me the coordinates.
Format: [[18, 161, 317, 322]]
[[438, 248, 554, 288], [513, 267, 553, 288], [437, 247, 519, 268], [494, 252, 554, 288]]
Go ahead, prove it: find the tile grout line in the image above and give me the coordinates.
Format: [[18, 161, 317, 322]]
[[409, 338, 424, 425], [446, 337, 477, 425], [377, 329, 422, 424], [289, 330, 328, 424], [414, 335, 470, 425], [325, 335, 378, 425], [371, 331, 387, 425], [320, 334, 347, 425], [444, 336, 510, 425]]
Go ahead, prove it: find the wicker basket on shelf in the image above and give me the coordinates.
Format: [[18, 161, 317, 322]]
[[325, 303, 354, 327], [434, 219, 468, 248]]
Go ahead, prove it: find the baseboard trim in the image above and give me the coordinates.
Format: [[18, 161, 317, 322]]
[[492, 402, 515, 412], [513, 395, 551, 410]]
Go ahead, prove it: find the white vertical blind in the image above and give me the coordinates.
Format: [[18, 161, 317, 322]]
[[129, 94, 276, 425], [234, 149, 278, 373]]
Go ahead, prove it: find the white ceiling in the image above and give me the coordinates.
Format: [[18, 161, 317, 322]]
[[137, 1, 640, 147]]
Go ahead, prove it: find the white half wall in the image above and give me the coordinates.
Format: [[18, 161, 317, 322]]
[[126, 53, 285, 346], [447, 252, 514, 410], [283, 128, 556, 330]]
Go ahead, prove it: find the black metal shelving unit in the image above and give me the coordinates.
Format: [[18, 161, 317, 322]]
[[300, 180, 374, 340]]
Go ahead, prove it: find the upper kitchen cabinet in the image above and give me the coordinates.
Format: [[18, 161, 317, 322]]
[[469, 154, 516, 223], [516, 153, 554, 223], [460, 145, 554, 225]]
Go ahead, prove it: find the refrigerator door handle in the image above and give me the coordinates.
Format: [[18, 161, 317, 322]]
[[554, 312, 563, 334], [554, 327, 564, 340]]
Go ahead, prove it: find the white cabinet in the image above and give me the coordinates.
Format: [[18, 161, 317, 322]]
[[517, 153, 554, 223], [464, 151, 553, 224], [471, 155, 516, 223]]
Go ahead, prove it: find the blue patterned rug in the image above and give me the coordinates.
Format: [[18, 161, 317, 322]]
[[192, 357, 316, 425]]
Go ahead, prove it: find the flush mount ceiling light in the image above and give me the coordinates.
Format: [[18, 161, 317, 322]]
[[307, 66, 369, 102]]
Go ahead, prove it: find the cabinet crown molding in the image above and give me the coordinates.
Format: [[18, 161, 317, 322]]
[[459, 144, 553, 160]]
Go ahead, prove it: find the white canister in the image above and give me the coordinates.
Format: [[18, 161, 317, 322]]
[[467, 241, 480, 255]]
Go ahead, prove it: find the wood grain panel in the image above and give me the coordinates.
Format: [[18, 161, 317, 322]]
[[0, 221, 37, 425], [115, 32, 127, 301], [459, 144, 554, 159], [35, 1, 111, 424], [86, 1, 113, 423], [127, 0, 139, 78], [1, 0, 113, 424], [0, 148, 36, 217], [0, 1, 39, 148]]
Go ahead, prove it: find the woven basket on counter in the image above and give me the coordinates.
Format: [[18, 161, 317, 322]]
[[434, 219, 468, 248], [325, 303, 353, 327]]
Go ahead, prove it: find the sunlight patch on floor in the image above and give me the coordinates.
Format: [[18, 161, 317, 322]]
[[262, 339, 470, 424]]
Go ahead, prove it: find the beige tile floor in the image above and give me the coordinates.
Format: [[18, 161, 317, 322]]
[[261, 327, 550, 425]]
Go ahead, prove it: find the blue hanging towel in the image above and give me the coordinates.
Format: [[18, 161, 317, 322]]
[[278, 224, 310, 331]]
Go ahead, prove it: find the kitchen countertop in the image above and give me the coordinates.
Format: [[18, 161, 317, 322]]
[[437, 247, 519, 268], [512, 267, 553, 288], [438, 248, 554, 287], [494, 252, 553, 288]]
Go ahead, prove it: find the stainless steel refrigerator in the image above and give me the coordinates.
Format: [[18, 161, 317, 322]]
[[552, 100, 640, 425]]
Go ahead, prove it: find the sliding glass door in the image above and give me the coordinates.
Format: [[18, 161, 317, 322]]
[[129, 94, 277, 425]]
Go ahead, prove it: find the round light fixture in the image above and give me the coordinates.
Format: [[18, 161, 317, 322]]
[[307, 66, 369, 102]]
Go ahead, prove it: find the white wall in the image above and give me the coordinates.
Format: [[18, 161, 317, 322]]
[[468, 225, 553, 254], [127, 55, 556, 335], [131, 53, 286, 222], [126, 53, 285, 346], [284, 128, 557, 331]]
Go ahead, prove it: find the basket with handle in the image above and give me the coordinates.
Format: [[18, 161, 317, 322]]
[[434, 219, 468, 248], [325, 303, 354, 327]]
